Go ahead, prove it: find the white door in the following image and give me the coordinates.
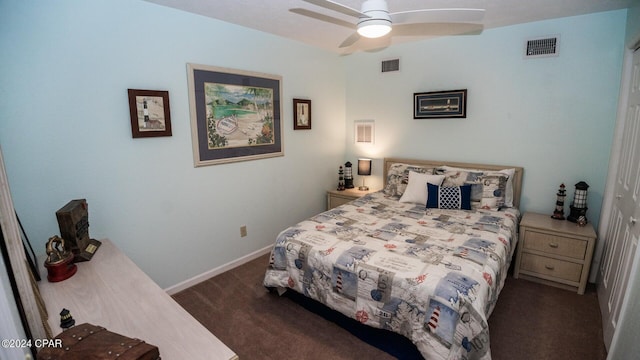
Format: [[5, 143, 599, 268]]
[[597, 47, 640, 351]]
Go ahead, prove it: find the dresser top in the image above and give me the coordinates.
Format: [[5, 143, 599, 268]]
[[521, 212, 597, 238], [327, 187, 379, 196], [38, 239, 238, 360]]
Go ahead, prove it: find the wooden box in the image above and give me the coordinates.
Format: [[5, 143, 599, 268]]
[[55, 199, 100, 262], [37, 323, 160, 360]]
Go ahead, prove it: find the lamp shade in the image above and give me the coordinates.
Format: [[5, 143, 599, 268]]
[[358, 158, 372, 176]]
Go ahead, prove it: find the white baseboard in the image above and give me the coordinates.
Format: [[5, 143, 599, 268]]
[[165, 245, 272, 295]]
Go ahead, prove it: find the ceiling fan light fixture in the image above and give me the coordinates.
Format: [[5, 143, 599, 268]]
[[356, 0, 391, 39], [357, 19, 392, 38]]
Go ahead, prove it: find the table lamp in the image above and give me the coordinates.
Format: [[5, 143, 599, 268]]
[[358, 158, 372, 191]]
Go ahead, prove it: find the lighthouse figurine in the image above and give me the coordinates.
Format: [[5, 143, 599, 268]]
[[344, 161, 354, 189], [551, 183, 567, 220], [337, 166, 345, 191], [567, 181, 589, 224]]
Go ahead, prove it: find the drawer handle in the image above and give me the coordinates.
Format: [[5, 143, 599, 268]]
[[548, 242, 559, 248], [545, 264, 555, 270]]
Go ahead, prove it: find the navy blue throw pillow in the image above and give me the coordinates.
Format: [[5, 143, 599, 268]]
[[426, 183, 472, 210]]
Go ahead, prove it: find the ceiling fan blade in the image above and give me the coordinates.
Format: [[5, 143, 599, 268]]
[[391, 8, 485, 25], [302, 0, 368, 18], [392, 23, 484, 37], [290, 8, 356, 29], [339, 32, 361, 48], [356, 37, 392, 53], [362, 36, 392, 52], [339, 33, 391, 51]]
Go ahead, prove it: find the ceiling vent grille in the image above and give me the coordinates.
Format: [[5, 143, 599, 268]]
[[381, 58, 400, 73], [525, 36, 559, 58]]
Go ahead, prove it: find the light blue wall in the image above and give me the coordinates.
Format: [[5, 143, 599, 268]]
[[0, 0, 346, 288], [344, 10, 627, 230]]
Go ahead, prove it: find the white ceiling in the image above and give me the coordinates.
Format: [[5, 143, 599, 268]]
[[145, 0, 634, 54]]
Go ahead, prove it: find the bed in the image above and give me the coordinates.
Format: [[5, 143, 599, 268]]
[[263, 158, 523, 359]]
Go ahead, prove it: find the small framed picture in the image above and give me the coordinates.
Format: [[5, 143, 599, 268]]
[[293, 98, 311, 130], [414, 89, 467, 119], [128, 89, 172, 138]]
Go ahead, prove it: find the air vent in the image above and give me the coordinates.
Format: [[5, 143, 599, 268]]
[[354, 120, 375, 144], [525, 36, 559, 58], [381, 58, 400, 73]]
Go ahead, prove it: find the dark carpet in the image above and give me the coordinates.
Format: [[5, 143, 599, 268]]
[[172, 254, 606, 360]]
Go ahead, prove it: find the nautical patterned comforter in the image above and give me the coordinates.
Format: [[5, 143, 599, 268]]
[[263, 191, 520, 360]]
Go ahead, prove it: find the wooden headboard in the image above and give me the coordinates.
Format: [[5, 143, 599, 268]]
[[383, 157, 524, 208]]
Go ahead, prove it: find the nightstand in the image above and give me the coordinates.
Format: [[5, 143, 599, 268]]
[[326, 188, 377, 210], [514, 212, 597, 294]]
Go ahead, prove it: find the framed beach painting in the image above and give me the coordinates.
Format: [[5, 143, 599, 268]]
[[187, 63, 283, 167]]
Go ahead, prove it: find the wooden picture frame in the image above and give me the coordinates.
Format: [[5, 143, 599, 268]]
[[413, 89, 467, 119], [293, 99, 311, 130], [187, 63, 283, 167], [127, 89, 172, 138]]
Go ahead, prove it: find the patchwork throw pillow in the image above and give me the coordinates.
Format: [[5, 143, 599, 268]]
[[399, 171, 445, 205], [435, 165, 517, 207], [479, 174, 508, 210], [383, 163, 434, 197], [426, 183, 472, 210], [434, 167, 484, 201]]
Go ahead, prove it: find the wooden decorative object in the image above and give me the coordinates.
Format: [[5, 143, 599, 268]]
[[36, 323, 160, 360], [55, 199, 101, 262], [44, 236, 77, 282]]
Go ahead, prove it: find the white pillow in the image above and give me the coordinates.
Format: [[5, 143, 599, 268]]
[[498, 168, 516, 207], [399, 171, 445, 205]]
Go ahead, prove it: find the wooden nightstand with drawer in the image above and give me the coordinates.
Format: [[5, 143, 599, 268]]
[[513, 212, 597, 294], [326, 188, 377, 210]]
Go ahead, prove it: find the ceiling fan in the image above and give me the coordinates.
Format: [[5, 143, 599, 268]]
[[291, 0, 485, 50]]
